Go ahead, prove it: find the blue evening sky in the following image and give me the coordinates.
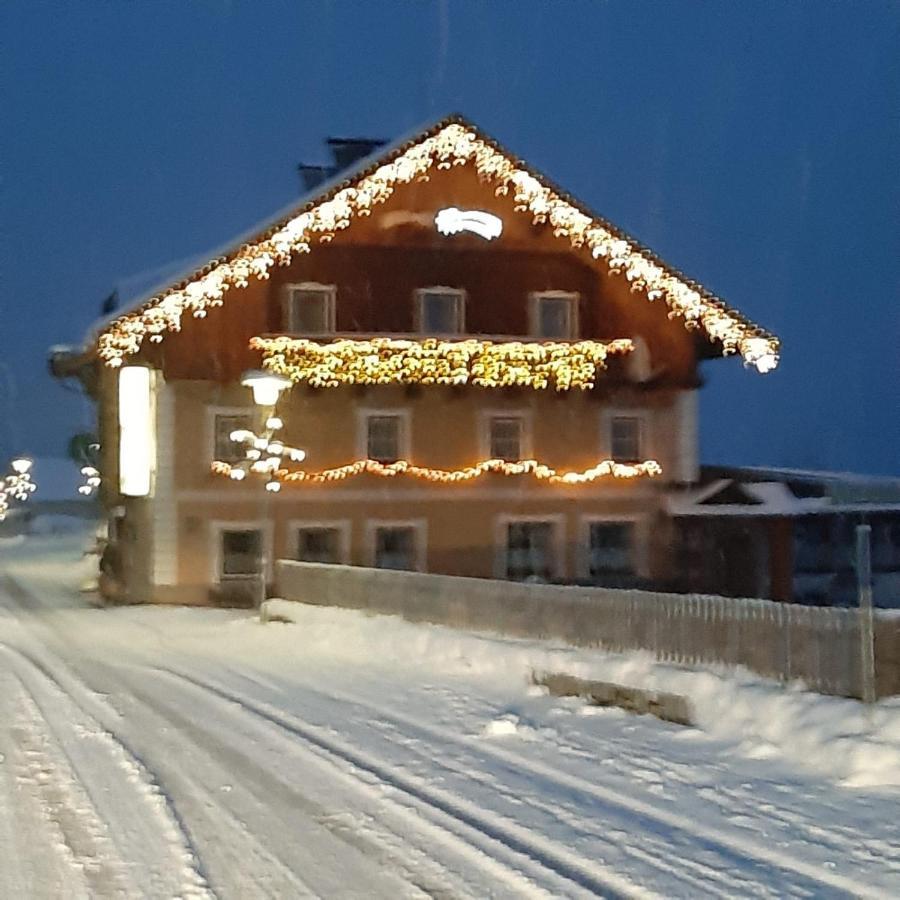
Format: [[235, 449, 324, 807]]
[[1, 1, 897, 475]]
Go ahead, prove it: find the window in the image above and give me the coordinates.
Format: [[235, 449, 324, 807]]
[[505, 521, 555, 581], [416, 288, 464, 334], [296, 527, 341, 564], [610, 416, 642, 462], [489, 416, 523, 461], [285, 284, 335, 334], [531, 292, 578, 339], [220, 529, 262, 578], [214, 412, 252, 462], [587, 522, 635, 578], [366, 415, 402, 463], [373, 526, 417, 570]]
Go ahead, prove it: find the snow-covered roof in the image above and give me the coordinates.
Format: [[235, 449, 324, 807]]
[[93, 113, 781, 372], [669, 470, 900, 518]]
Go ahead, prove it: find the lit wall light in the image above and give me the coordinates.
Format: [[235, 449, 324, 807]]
[[118, 366, 154, 497]]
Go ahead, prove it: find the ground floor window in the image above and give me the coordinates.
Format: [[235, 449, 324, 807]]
[[373, 525, 418, 570], [505, 521, 555, 581], [587, 521, 635, 578], [296, 527, 342, 564], [220, 528, 262, 579]]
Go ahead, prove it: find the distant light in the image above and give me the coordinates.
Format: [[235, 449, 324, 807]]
[[435, 207, 502, 241], [11, 458, 32, 474]]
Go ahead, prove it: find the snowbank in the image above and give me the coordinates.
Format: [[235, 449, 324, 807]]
[[261, 598, 900, 790]]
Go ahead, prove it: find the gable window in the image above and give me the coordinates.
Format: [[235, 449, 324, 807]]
[[531, 292, 579, 340], [489, 416, 523, 461], [220, 528, 262, 578], [285, 284, 335, 334], [505, 521, 556, 582], [296, 527, 341, 565], [416, 288, 465, 335], [214, 412, 253, 463], [610, 415, 642, 462], [587, 521, 635, 578], [373, 525, 418, 571], [366, 415, 402, 463]]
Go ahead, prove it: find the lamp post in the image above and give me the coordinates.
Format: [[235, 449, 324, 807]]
[[238, 371, 293, 607]]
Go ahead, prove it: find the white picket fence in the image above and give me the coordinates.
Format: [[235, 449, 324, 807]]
[[276, 561, 898, 698]]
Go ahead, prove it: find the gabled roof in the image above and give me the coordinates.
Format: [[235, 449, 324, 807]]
[[96, 114, 780, 372]]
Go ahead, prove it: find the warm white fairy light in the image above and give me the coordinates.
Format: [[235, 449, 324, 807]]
[[98, 121, 779, 371], [212, 455, 661, 487], [78, 465, 101, 497], [252, 336, 634, 391], [0, 458, 37, 521], [222, 410, 306, 489]]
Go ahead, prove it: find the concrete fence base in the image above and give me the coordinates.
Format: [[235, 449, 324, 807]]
[[275, 560, 900, 699]]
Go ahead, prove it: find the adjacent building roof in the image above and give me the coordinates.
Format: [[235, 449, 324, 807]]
[[94, 114, 781, 372], [668, 466, 900, 517]]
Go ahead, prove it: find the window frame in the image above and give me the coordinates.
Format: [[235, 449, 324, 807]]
[[364, 518, 427, 572], [494, 514, 565, 581], [209, 520, 273, 584], [356, 408, 411, 464], [577, 515, 645, 581], [283, 282, 337, 335], [287, 518, 351, 566], [528, 291, 580, 340], [601, 408, 651, 463], [414, 286, 466, 335], [208, 405, 255, 464], [478, 409, 533, 461]]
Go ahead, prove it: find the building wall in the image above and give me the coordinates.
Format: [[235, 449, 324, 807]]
[[99, 372, 697, 603]]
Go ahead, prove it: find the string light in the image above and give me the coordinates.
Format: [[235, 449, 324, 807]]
[[212, 456, 662, 486], [1, 458, 37, 522], [78, 465, 101, 497], [251, 336, 634, 391], [97, 121, 779, 372], [225, 414, 306, 492]]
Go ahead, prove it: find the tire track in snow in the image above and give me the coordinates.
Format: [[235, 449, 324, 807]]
[[147, 665, 661, 899], [8, 672, 135, 898], [0, 637, 214, 900], [189, 662, 881, 900]]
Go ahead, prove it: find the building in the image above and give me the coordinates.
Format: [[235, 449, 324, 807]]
[[52, 114, 780, 605], [670, 466, 900, 606]]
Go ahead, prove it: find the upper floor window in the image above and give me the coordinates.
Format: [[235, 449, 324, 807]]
[[530, 292, 579, 339], [416, 288, 465, 335], [610, 415, 642, 462], [489, 416, 524, 461], [213, 411, 252, 463], [285, 283, 335, 334]]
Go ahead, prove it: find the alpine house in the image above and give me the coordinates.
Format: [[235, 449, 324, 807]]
[[54, 114, 780, 605]]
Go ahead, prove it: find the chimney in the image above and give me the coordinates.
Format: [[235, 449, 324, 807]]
[[326, 137, 387, 171], [298, 136, 387, 194], [297, 163, 336, 193]]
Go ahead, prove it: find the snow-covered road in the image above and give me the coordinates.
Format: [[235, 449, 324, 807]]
[[2, 529, 899, 898]]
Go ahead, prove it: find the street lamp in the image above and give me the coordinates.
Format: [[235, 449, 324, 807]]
[[239, 369, 293, 607], [240, 370, 292, 407]]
